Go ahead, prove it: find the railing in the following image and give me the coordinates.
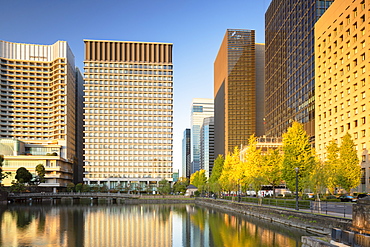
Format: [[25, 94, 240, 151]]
[[221, 196, 352, 218], [8, 192, 140, 199], [310, 201, 353, 218]]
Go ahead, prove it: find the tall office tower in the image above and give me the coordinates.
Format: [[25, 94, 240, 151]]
[[265, 0, 334, 138], [182, 128, 191, 178], [200, 116, 214, 178], [315, 0, 370, 193], [0, 40, 81, 188], [83, 40, 173, 189], [214, 29, 265, 156], [190, 98, 214, 174]]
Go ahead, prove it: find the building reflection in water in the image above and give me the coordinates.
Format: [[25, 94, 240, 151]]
[[0, 202, 304, 247]]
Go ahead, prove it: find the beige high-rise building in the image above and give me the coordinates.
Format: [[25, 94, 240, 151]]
[[315, 0, 369, 192], [83, 40, 173, 190], [0, 40, 82, 188]]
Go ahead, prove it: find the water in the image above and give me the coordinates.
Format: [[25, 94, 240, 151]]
[[0, 201, 308, 247]]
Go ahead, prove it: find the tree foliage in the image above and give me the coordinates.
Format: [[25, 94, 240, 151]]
[[173, 177, 189, 194], [337, 133, 361, 192], [242, 135, 263, 193], [190, 169, 207, 192], [324, 140, 340, 194], [261, 148, 283, 198], [282, 121, 315, 192], [157, 179, 171, 195], [0, 155, 11, 184], [34, 164, 46, 184], [15, 167, 33, 184], [219, 147, 241, 192]]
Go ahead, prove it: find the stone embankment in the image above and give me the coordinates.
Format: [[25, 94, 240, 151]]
[[195, 198, 352, 236], [124, 195, 195, 204]]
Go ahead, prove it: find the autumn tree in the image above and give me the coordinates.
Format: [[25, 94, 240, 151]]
[[219, 147, 241, 192], [190, 169, 207, 192], [324, 140, 340, 194], [261, 148, 283, 198], [209, 155, 224, 194], [242, 135, 263, 194], [282, 122, 315, 192], [337, 133, 361, 193]]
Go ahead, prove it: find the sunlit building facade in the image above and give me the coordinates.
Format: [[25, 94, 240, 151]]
[[190, 98, 214, 174], [265, 0, 334, 138], [83, 40, 174, 189], [315, 0, 370, 192], [214, 29, 265, 156], [0, 40, 82, 188]]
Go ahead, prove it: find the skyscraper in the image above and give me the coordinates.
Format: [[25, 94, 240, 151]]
[[83, 40, 173, 190], [190, 98, 214, 174], [182, 128, 191, 178], [214, 29, 265, 156], [315, 0, 370, 192], [0, 40, 82, 188], [200, 116, 214, 178], [265, 0, 334, 138]]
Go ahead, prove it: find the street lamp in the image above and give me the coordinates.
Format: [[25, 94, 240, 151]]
[[295, 167, 299, 211]]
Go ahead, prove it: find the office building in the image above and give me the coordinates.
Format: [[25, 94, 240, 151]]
[[214, 29, 265, 156], [83, 40, 173, 190], [200, 116, 214, 178], [190, 98, 214, 174], [0, 40, 82, 188], [265, 0, 334, 138], [182, 128, 191, 178], [315, 0, 370, 192]]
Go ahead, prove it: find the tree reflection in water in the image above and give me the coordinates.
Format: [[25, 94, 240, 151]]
[[0, 201, 307, 247]]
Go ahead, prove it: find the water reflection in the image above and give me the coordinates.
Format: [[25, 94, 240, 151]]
[[0, 201, 306, 247]]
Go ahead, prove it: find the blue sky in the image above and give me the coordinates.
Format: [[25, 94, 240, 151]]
[[2, 0, 271, 175]]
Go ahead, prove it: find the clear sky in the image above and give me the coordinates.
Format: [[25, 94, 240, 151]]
[[1, 0, 271, 176]]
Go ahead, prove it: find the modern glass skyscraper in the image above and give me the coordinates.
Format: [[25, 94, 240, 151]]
[[265, 0, 334, 138], [190, 98, 214, 174], [182, 128, 191, 178], [200, 116, 214, 178], [0, 40, 83, 187], [83, 40, 173, 189], [214, 29, 265, 156]]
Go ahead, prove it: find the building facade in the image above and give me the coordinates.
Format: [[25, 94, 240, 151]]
[[315, 0, 370, 192], [265, 0, 334, 138], [0, 40, 82, 188], [182, 128, 191, 178], [200, 116, 214, 178], [190, 98, 214, 174], [83, 40, 173, 190], [214, 29, 265, 156]]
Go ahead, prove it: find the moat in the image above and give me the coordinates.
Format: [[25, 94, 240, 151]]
[[0, 200, 313, 247]]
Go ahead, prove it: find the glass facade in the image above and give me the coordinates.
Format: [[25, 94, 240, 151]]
[[182, 128, 191, 178], [265, 0, 334, 138], [190, 99, 214, 174], [214, 29, 259, 155]]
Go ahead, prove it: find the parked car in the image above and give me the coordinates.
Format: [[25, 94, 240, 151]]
[[357, 193, 369, 199], [338, 195, 357, 202]]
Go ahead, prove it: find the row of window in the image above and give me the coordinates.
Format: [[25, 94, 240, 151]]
[[85, 100, 172, 108], [85, 138, 172, 144], [86, 74, 172, 81], [85, 150, 172, 155], [84, 63, 172, 70], [85, 133, 172, 138], [85, 112, 171, 120], [85, 174, 172, 179], [86, 69, 173, 75], [84, 121, 172, 127], [84, 144, 172, 150], [85, 80, 171, 87], [86, 168, 172, 173], [85, 156, 172, 161], [85, 94, 172, 102]]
